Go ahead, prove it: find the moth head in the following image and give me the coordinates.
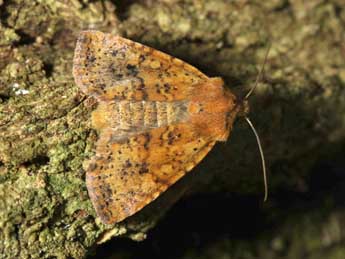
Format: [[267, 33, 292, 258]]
[[237, 99, 250, 118]]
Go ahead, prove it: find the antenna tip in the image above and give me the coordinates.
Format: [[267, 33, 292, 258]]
[[244, 117, 268, 204]]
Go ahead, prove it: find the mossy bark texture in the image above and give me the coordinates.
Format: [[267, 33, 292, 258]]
[[0, 1, 345, 259]]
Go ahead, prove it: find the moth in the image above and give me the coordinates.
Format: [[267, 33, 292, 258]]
[[73, 31, 268, 224]]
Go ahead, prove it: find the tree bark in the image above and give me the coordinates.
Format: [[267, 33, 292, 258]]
[[1, 1, 345, 258]]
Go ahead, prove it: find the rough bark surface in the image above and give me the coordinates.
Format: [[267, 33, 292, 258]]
[[0, 1, 344, 259]]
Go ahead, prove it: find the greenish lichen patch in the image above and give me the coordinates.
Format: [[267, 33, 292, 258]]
[[0, 0, 120, 258]]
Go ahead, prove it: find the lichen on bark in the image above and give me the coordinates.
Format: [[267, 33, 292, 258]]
[[0, 1, 122, 258], [1, 0, 345, 259]]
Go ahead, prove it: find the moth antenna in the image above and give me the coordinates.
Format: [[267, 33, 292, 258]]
[[240, 45, 270, 201], [244, 116, 268, 202], [244, 44, 271, 100]]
